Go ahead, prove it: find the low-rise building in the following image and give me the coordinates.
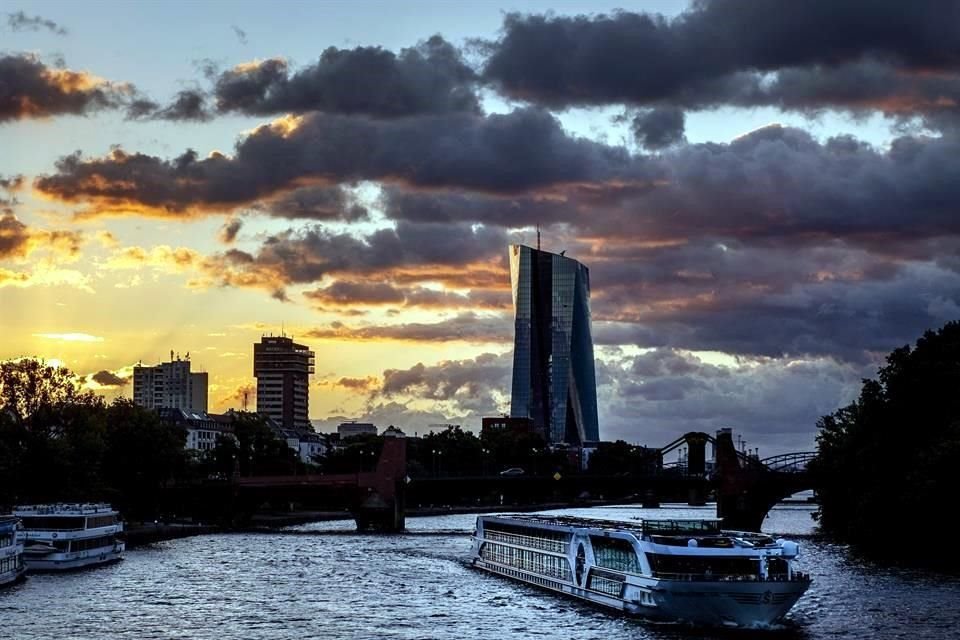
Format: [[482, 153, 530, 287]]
[[337, 421, 378, 439], [157, 408, 235, 452]]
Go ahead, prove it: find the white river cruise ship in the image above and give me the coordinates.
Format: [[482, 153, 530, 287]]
[[470, 514, 811, 628], [0, 515, 25, 585], [14, 503, 125, 571]]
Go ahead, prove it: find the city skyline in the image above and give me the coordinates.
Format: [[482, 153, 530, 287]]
[[3, 1, 960, 454]]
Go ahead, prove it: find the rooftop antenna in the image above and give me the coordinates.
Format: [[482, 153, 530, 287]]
[[536, 223, 541, 251]]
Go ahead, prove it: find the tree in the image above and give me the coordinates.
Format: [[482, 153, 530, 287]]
[[811, 321, 960, 568], [0, 359, 106, 504], [587, 440, 660, 475], [0, 359, 99, 425], [230, 412, 298, 475], [102, 399, 186, 517]]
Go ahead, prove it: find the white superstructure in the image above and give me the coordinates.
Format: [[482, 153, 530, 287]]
[[0, 516, 25, 585], [14, 503, 124, 571], [470, 515, 810, 628]]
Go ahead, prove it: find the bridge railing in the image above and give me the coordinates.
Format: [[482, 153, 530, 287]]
[[760, 452, 816, 473]]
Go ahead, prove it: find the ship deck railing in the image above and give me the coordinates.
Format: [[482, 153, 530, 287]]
[[653, 571, 809, 582], [483, 530, 569, 554]]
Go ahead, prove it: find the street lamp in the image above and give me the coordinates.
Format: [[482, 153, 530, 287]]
[[482, 448, 490, 476]]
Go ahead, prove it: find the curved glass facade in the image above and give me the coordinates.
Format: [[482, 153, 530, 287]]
[[509, 244, 599, 445]]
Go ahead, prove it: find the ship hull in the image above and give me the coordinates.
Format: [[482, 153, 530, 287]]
[[24, 544, 124, 572], [0, 565, 26, 586], [473, 558, 806, 628]]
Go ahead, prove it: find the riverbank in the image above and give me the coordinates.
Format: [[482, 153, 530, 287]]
[[124, 498, 672, 545], [125, 522, 221, 547]]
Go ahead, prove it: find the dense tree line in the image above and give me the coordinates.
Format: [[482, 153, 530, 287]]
[[811, 321, 960, 569], [0, 359, 301, 519], [0, 359, 187, 518]]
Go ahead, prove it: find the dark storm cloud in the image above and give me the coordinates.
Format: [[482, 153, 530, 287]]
[[383, 126, 960, 247], [304, 312, 511, 344], [154, 90, 210, 121], [380, 187, 587, 227], [35, 107, 642, 215], [303, 279, 508, 310], [482, 2, 960, 127], [598, 349, 867, 454], [126, 90, 210, 121], [207, 221, 507, 297], [380, 352, 511, 406], [6, 11, 67, 35], [91, 370, 128, 386], [219, 218, 242, 244], [0, 54, 137, 122], [0, 213, 81, 260], [590, 255, 960, 363], [0, 174, 23, 213], [212, 36, 479, 117], [0, 214, 30, 258], [256, 186, 368, 221], [630, 107, 686, 150]]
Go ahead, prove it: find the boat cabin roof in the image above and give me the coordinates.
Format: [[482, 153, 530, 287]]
[[14, 503, 117, 516], [484, 514, 726, 537]]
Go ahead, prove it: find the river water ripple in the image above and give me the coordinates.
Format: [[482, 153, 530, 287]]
[[5, 504, 959, 639]]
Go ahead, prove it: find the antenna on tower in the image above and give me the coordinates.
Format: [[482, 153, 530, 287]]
[[281, 321, 285, 338], [536, 223, 541, 251]]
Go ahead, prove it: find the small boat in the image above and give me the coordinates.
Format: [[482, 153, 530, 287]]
[[14, 503, 125, 571], [470, 514, 811, 628], [0, 516, 26, 586]]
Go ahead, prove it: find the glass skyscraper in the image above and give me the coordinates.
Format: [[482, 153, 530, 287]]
[[509, 244, 599, 445]]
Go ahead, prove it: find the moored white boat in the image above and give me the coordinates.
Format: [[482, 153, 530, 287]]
[[470, 514, 811, 628], [0, 515, 25, 585], [14, 503, 125, 571]]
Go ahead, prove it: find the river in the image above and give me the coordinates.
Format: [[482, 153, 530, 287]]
[[5, 504, 959, 639]]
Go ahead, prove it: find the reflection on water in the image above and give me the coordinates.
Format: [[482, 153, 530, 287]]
[[4, 504, 958, 639]]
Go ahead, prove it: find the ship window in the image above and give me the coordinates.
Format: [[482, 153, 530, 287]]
[[590, 537, 640, 573], [484, 524, 569, 554], [588, 573, 624, 597], [767, 557, 789, 578], [0, 555, 19, 573], [647, 553, 758, 579], [70, 535, 116, 552], [86, 515, 117, 529], [20, 517, 85, 530], [480, 542, 571, 580]]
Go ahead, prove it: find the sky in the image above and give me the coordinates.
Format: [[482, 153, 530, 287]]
[[3, 0, 959, 456]]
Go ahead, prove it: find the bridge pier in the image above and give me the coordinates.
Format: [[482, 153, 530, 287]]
[[354, 489, 405, 532], [353, 435, 407, 533], [714, 432, 813, 531]]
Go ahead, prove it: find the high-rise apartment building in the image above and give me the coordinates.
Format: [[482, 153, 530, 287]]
[[133, 353, 208, 412], [253, 336, 315, 431], [509, 244, 599, 445]]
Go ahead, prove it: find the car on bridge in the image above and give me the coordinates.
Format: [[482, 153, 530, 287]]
[[499, 467, 525, 476]]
